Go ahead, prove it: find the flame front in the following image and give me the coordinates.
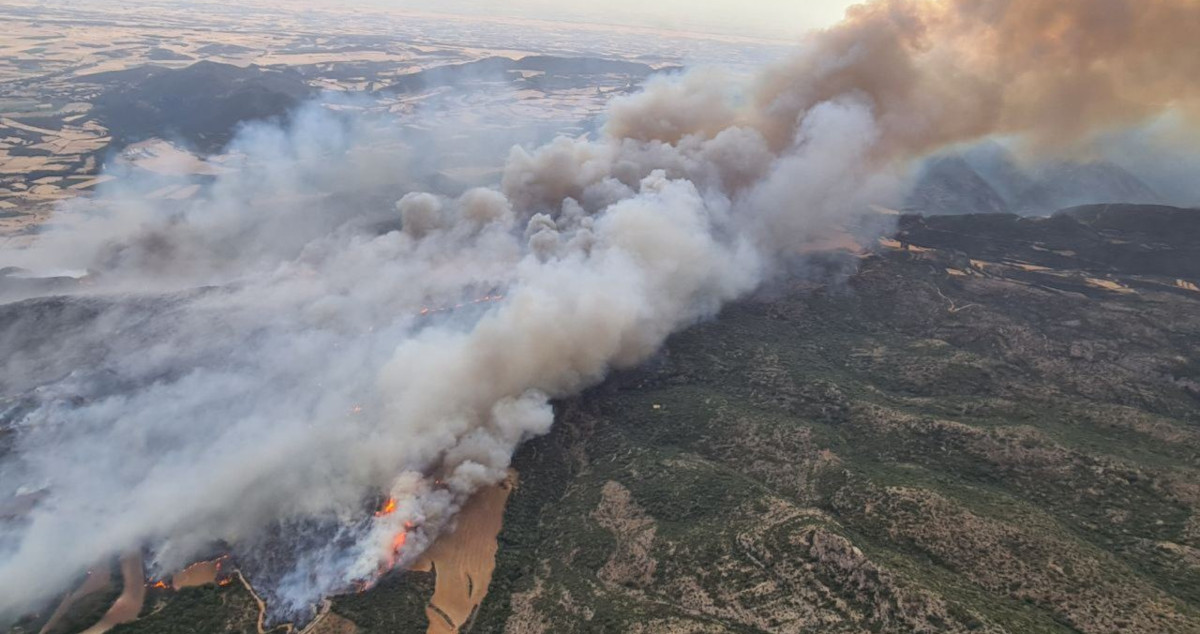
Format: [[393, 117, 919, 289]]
[[379, 521, 414, 572], [375, 497, 397, 517]]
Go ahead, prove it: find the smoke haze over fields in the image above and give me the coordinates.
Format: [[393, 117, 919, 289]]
[[356, 0, 856, 39], [2, 0, 1199, 623]]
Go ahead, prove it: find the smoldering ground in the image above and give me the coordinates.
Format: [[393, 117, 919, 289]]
[[2, 0, 1199, 624]]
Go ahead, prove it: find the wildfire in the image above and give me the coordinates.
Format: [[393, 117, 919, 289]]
[[150, 580, 169, 590], [398, 521, 415, 547], [358, 498, 421, 591], [374, 497, 397, 517], [379, 521, 416, 573]]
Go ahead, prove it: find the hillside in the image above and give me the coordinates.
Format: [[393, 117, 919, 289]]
[[907, 145, 1165, 217], [11, 205, 1200, 633], [77, 61, 315, 153], [450, 205, 1200, 633]]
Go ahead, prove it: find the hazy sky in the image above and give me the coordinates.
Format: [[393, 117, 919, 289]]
[[383, 0, 860, 39]]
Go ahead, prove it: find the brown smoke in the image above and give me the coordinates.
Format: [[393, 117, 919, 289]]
[[610, 0, 1200, 160]]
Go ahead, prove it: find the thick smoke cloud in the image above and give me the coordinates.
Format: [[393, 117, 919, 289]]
[[749, 0, 1200, 158], [2, 0, 1198, 623]]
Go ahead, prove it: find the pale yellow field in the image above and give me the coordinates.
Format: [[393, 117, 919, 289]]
[[80, 553, 146, 634], [302, 612, 359, 634], [1086, 277, 1136, 294], [38, 565, 113, 634], [410, 471, 517, 634], [171, 558, 223, 589]]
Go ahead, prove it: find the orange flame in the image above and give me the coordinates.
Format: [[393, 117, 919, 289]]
[[379, 521, 416, 572], [375, 497, 397, 517], [150, 580, 169, 590]]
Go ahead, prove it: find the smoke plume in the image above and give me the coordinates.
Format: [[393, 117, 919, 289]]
[[1, 0, 1197, 622]]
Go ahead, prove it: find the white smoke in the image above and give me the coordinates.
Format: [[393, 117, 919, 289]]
[[0, 85, 862, 621], [2, 0, 1197, 623]]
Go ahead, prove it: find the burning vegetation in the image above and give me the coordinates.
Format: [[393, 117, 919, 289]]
[[374, 497, 398, 518]]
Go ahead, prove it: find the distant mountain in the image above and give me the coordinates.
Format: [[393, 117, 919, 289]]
[[377, 55, 666, 94], [193, 43, 258, 56], [907, 142, 1164, 216], [78, 61, 315, 153], [146, 47, 193, 62], [904, 155, 1010, 215], [961, 140, 1036, 202], [1016, 161, 1161, 214]]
